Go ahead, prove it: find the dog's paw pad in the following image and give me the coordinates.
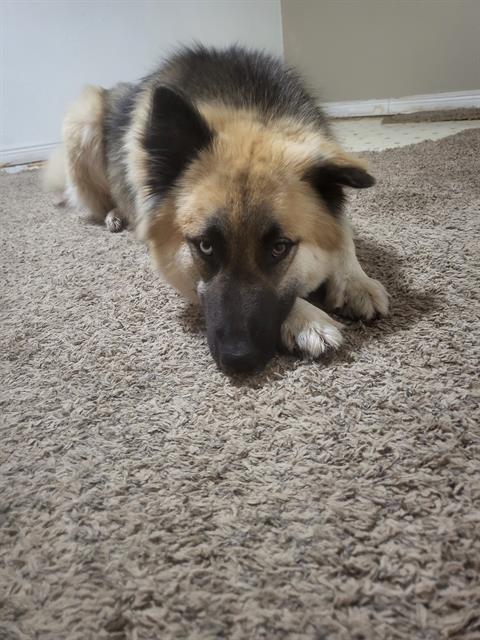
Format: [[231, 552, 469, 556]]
[[105, 210, 124, 233]]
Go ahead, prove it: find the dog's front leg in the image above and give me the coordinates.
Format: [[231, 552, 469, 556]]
[[281, 298, 343, 358], [326, 223, 389, 320]]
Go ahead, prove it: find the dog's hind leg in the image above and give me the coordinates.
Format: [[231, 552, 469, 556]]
[[43, 147, 68, 205], [62, 85, 114, 224], [105, 209, 127, 233]]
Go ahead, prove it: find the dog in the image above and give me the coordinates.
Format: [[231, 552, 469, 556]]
[[44, 44, 389, 373]]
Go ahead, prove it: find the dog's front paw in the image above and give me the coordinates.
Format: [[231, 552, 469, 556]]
[[328, 274, 389, 321], [281, 298, 343, 359], [342, 276, 389, 320]]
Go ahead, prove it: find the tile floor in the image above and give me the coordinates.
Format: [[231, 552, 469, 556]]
[[2, 117, 479, 174], [331, 116, 480, 152]]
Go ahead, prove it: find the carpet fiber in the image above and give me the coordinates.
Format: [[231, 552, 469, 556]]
[[381, 107, 480, 124], [1, 130, 479, 640]]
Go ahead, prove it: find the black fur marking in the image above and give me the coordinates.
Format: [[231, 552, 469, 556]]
[[104, 83, 143, 204], [188, 220, 228, 273], [104, 83, 142, 139], [262, 222, 284, 244], [304, 163, 375, 216], [151, 44, 331, 132], [323, 165, 375, 189], [104, 45, 334, 207], [202, 273, 294, 373], [143, 86, 214, 198], [259, 223, 296, 270]]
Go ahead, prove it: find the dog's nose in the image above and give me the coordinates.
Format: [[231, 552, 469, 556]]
[[219, 345, 259, 373]]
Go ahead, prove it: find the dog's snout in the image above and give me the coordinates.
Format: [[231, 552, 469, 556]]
[[204, 277, 291, 374], [218, 341, 259, 373]]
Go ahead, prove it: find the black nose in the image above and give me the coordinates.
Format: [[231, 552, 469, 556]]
[[219, 345, 259, 373]]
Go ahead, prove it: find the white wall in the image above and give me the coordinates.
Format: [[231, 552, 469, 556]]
[[0, 0, 283, 165]]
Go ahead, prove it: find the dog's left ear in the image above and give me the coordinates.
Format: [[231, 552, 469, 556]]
[[303, 155, 375, 215], [143, 85, 214, 198]]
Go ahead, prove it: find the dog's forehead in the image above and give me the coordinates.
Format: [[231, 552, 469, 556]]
[[175, 155, 342, 253], [176, 162, 287, 237], [201, 203, 280, 243]]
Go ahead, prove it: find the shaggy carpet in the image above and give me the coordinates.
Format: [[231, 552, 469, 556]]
[[1, 130, 479, 640], [381, 107, 480, 124]]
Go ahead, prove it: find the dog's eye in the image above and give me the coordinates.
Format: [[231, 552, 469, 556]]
[[272, 240, 292, 259], [199, 239, 213, 256]]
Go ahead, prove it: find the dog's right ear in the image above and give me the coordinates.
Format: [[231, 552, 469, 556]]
[[143, 86, 214, 198], [303, 153, 375, 216]]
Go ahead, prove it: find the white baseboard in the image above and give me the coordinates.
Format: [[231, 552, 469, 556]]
[[324, 90, 480, 118], [2, 90, 480, 165], [0, 141, 60, 167]]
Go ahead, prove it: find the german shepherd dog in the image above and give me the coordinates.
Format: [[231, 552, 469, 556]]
[[45, 45, 388, 373]]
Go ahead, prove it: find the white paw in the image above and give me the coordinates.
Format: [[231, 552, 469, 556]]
[[53, 192, 67, 207], [105, 210, 124, 233], [343, 276, 389, 320], [281, 298, 343, 359]]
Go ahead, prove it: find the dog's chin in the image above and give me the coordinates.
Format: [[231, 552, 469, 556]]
[[209, 344, 273, 376], [216, 357, 270, 376]]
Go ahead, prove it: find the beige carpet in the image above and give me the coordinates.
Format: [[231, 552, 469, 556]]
[[1, 130, 479, 640], [382, 107, 480, 124]]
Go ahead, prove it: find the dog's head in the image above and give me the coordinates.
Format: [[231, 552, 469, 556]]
[[140, 87, 375, 373]]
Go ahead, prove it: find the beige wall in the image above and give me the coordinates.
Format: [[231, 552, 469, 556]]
[[281, 0, 480, 102]]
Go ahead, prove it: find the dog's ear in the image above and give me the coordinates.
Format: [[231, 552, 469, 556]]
[[303, 155, 375, 215], [143, 86, 214, 197]]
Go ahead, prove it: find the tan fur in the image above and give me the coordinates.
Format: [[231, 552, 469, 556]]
[[135, 104, 373, 302], [170, 111, 345, 249], [46, 52, 387, 366], [55, 84, 372, 310], [146, 195, 199, 302], [42, 147, 67, 194], [62, 85, 113, 222]]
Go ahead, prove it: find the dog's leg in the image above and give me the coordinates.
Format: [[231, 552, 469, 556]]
[[326, 223, 389, 320], [281, 298, 343, 358], [62, 85, 114, 224], [53, 194, 67, 208]]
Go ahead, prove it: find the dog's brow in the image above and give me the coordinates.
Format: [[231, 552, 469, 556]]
[[201, 220, 226, 240], [262, 222, 283, 242]]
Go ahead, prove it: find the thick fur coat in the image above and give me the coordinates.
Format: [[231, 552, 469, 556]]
[[45, 45, 388, 372]]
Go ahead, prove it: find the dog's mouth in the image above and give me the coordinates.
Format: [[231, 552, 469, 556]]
[[213, 342, 274, 374], [204, 315, 278, 373], [198, 273, 296, 374], [203, 308, 282, 374], [205, 309, 287, 374]]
